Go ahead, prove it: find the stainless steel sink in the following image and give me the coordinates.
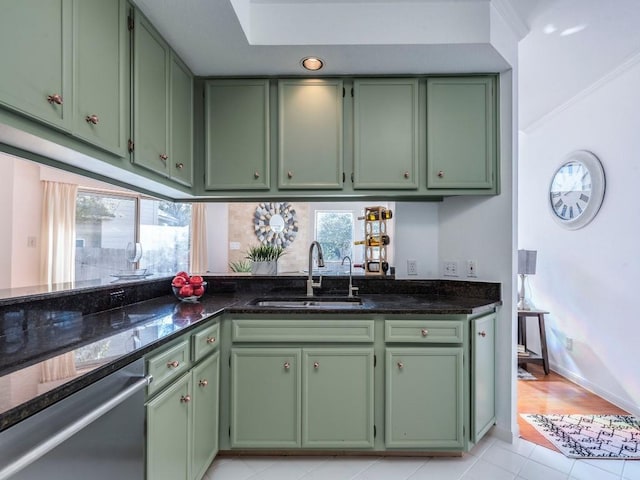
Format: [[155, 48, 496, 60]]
[[249, 297, 363, 308]]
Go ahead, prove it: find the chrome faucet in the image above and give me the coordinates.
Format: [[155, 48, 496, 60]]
[[341, 256, 359, 298], [307, 241, 325, 297]]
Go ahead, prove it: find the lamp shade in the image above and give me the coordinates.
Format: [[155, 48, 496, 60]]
[[518, 249, 537, 275]]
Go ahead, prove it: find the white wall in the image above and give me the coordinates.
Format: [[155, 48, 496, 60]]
[[0, 154, 15, 289], [519, 60, 640, 415], [394, 202, 439, 279]]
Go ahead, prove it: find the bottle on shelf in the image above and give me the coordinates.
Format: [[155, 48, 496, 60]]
[[357, 208, 393, 221], [353, 261, 389, 273], [354, 234, 391, 246]]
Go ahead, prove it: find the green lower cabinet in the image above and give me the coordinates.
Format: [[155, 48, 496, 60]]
[[385, 347, 464, 449], [230, 348, 301, 448], [146, 373, 191, 480], [471, 313, 496, 443], [302, 348, 374, 448], [191, 351, 220, 480]]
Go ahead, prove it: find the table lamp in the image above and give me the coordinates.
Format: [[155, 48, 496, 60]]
[[517, 249, 537, 310]]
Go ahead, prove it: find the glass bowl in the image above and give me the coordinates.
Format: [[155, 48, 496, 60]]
[[172, 281, 207, 303]]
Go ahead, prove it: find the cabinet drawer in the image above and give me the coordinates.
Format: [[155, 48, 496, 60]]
[[232, 319, 375, 343], [385, 320, 463, 344], [147, 339, 190, 395], [192, 322, 220, 362]]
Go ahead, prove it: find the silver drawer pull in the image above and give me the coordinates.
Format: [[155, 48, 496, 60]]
[[397, 362, 404, 369], [421, 329, 429, 337], [167, 361, 179, 368]]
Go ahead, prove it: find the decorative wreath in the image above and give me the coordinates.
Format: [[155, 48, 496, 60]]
[[253, 202, 298, 248]]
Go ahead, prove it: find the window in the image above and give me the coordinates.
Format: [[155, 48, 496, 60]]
[[314, 210, 354, 272], [74, 191, 191, 282]]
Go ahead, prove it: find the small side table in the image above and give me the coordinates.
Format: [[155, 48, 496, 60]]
[[517, 309, 550, 375]]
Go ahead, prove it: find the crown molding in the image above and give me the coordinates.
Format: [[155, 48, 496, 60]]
[[491, 0, 530, 41], [522, 49, 640, 134]]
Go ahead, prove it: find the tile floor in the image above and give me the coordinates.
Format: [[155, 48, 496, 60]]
[[203, 433, 640, 480]]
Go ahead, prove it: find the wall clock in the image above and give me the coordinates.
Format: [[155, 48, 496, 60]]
[[254, 202, 298, 247], [548, 150, 605, 230]]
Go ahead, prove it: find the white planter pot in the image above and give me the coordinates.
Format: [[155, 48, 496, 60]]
[[251, 261, 277, 275]]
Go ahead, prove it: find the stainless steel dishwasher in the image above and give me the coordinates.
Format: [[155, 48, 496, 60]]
[[0, 359, 150, 480]]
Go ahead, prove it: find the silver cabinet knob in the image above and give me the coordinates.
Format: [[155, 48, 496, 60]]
[[167, 361, 179, 368], [478, 331, 487, 337], [403, 171, 410, 179], [397, 362, 404, 369], [287, 171, 293, 179], [206, 336, 216, 344], [254, 171, 260, 179], [284, 362, 290, 370], [175, 162, 184, 169], [159, 153, 168, 161], [198, 379, 208, 388], [437, 170, 444, 178], [47, 94, 63, 105], [313, 361, 319, 369], [180, 395, 191, 403], [85, 114, 99, 125], [421, 329, 428, 337]]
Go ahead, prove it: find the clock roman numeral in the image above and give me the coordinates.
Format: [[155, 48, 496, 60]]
[[569, 206, 574, 219], [561, 205, 567, 217], [554, 199, 564, 209], [579, 193, 589, 203], [576, 204, 583, 214], [551, 192, 561, 198]]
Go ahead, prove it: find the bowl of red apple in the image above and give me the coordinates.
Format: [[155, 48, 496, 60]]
[[171, 272, 207, 303]]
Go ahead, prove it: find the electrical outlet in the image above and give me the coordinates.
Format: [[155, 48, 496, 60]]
[[407, 259, 418, 276], [229, 241, 241, 250], [443, 261, 459, 277], [27, 236, 37, 248], [466, 260, 477, 277], [565, 337, 573, 351]]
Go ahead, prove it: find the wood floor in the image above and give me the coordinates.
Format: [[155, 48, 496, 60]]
[[517, 364, 630, 451]]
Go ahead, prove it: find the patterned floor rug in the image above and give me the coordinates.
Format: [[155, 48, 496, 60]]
[[517, 367, 537, 380], [521, 414, 640, 459]]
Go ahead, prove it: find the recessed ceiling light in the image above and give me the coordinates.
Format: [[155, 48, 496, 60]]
[[301, 57, 324, 71]]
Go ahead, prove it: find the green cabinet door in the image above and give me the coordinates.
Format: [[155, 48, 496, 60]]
[[302, 348, 374, 448], [385, 347, 464, 449], [147, 373, 191, 480], [169, 55, 194, 187], [0, 0, 72, 130], [471, 313, 496, 443], [278, 79, 343, 189], [133, 11, 170, 176], [353, 79, 419, 189], [73, 0, 128, 156], [205, 80, 270, 190], [230, 348, 301, 448], [426, 77, 496, 190], [191, 352, 219, 480]]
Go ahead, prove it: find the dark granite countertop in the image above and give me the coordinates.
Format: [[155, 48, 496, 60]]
[[0, 277, 501, 433]]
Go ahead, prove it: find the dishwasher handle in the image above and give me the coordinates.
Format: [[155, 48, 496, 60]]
[[0, 375, 151, 480]]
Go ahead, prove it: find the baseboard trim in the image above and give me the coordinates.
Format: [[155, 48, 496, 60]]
[[551, 363, 640, 417]]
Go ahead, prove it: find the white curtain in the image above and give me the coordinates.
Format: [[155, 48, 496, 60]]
[[189, 203, 208, 273], [40, 181, 78, 285]]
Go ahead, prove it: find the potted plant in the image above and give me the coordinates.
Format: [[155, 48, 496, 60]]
[[245, 244, 286, 275]]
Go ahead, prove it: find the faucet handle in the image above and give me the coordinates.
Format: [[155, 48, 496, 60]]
[[350, 285, 359, 297]]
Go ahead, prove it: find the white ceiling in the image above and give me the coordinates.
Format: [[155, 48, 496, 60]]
[[133, 0, 640, 131]]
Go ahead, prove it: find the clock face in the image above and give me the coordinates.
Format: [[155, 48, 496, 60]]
[[548, 151, 605, 230], [549, 161, 592, 221]]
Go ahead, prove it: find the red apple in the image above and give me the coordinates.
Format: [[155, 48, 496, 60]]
[[175, 271, 190, 281], [172, 276, 187, 287], [193, 285, 204, 297], [190, 275, 203, 286], [179, 285, 194, 297]]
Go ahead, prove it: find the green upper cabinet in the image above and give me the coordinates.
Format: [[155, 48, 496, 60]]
[[169, 55, 194, 187], [133, 11, 169, 176], [133, 9, 193, 186], [471, 313, 496, 443], [353, 79, 419, 190], [205, 80, 270, 190], [385, 347, 464, 449], [426, 76, 496, 191], [73, 0, 128, 156], [302, 348, 374, 448], [278, 79, 344, 189], [0, 0, 72, 130]]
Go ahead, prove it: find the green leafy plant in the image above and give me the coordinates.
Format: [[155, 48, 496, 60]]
[[228, 260, 252, 273], [245, 244, 286, 262]]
